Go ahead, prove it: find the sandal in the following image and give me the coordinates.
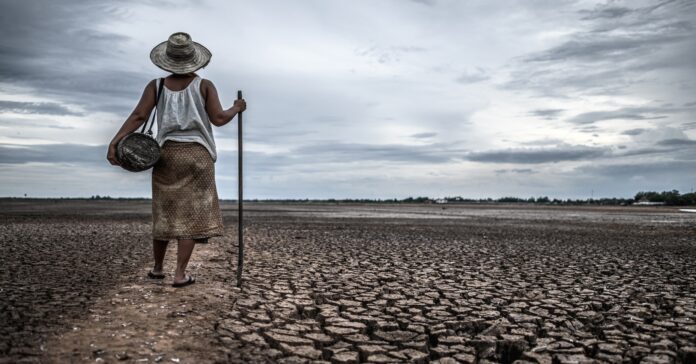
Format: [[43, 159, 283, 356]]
[[147, 270, 166, 279], [172, 275, 196, 288]]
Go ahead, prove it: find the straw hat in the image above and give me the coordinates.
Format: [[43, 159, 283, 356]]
[[150, 32, 211, 74]]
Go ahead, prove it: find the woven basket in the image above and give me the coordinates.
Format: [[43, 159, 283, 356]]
[[116, 133, 160, 172]]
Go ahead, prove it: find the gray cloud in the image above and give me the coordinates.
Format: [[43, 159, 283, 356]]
[[293, 141, 464, 164], [656, 138, 696, 146], [495, 168, 535, 174], [0, 118, 75, 130], [505, 0, 696, 97], [516, 138, 566, 147], [530, 1, 693, 64], [0, 143, 106, 165], [576, 125, 600, 133], [525, 29, 690, 64], [580, 6, 633, 20], [577, 160, 696, 178], [580, 1, 687, 29], [682, 121, 696, 130], [529, 109, 564, 120], [0, 0, 151, 114], [216, 140, 470, 175], [0, 101, 83, 116], [567, 107, 667, 124], [465, 145, 607, 164], [505, 68, 632, 97], [611, 132, 696, 159], [621, 128, 647, 136], [410, 132, 437, 139], [613, 147, 676, 157]]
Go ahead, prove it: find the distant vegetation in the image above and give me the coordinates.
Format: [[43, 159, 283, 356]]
[[86, 195, 149, 200], [249, 190, 696, 206], [633, 190, 696, 206], [3, 190, 694, 206]]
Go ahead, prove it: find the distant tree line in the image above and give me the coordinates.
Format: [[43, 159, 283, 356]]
[[437, 191, 694, 206], [87, 195, 148, 200], [634, 190, 696, 206], [249, 190, 695, 206], [6, 190, 694, 206]]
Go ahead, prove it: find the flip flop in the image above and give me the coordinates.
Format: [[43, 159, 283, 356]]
[[172, 275, 196, 288], [147, 270, 166, 279]]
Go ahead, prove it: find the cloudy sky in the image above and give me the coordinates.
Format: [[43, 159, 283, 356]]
[[1, 0, 695, 199]]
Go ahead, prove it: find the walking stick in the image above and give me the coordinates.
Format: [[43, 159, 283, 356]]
[[236, 90, 244, 288]]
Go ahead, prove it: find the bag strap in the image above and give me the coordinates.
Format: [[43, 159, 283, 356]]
[[140, 78, 165, 135]]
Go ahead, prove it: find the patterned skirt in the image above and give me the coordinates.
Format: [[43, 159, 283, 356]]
[[151, 141, 224, 240]]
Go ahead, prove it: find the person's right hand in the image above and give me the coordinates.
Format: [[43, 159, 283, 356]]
[[107, 143, 120, 166], [233, 98, 247, 113]]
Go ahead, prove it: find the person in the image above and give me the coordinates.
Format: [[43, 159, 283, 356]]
[[107, 32, 246, 287]]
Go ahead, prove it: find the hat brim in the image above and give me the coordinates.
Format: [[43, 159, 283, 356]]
[[150, 41, 212, 74]]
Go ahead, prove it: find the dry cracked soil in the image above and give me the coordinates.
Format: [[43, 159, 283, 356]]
[[1, 199, 695, 364]]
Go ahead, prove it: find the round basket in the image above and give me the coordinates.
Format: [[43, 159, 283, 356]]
[[116, 133, 161, 172]]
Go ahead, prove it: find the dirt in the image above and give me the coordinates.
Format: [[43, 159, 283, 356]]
[[1, 200, 695, 363]]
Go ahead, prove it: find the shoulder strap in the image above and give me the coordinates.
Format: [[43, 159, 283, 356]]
[[140, 78, 166, 135]]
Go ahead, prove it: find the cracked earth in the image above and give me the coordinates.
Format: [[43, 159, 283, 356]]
[[1, 200, 696, 363]]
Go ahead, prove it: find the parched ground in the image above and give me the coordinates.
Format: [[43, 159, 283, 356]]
[[1, 200, 696, 363]]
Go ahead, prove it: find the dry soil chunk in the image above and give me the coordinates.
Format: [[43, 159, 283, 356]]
[[373, 330, 418, 342]]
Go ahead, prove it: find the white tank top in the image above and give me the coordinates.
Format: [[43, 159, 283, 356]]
[[154, 76, 218, 161]]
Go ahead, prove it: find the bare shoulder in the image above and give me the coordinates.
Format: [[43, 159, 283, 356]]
[[200, 79, 218, 101], [200, 78, 216, 90], [141, 79, 157, 98]]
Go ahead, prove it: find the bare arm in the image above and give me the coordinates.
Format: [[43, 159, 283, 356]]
[[106, 80, 157, 165], [201, 79, 246, 127]]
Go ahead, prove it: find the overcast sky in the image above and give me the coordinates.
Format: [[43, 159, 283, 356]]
[[1, 0, 695, 199]]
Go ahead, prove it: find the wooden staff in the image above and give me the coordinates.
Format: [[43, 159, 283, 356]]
[[236, 90, 244, 288]]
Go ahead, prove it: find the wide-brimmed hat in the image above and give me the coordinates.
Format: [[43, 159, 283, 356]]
[[150, 32, 211, 74]]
